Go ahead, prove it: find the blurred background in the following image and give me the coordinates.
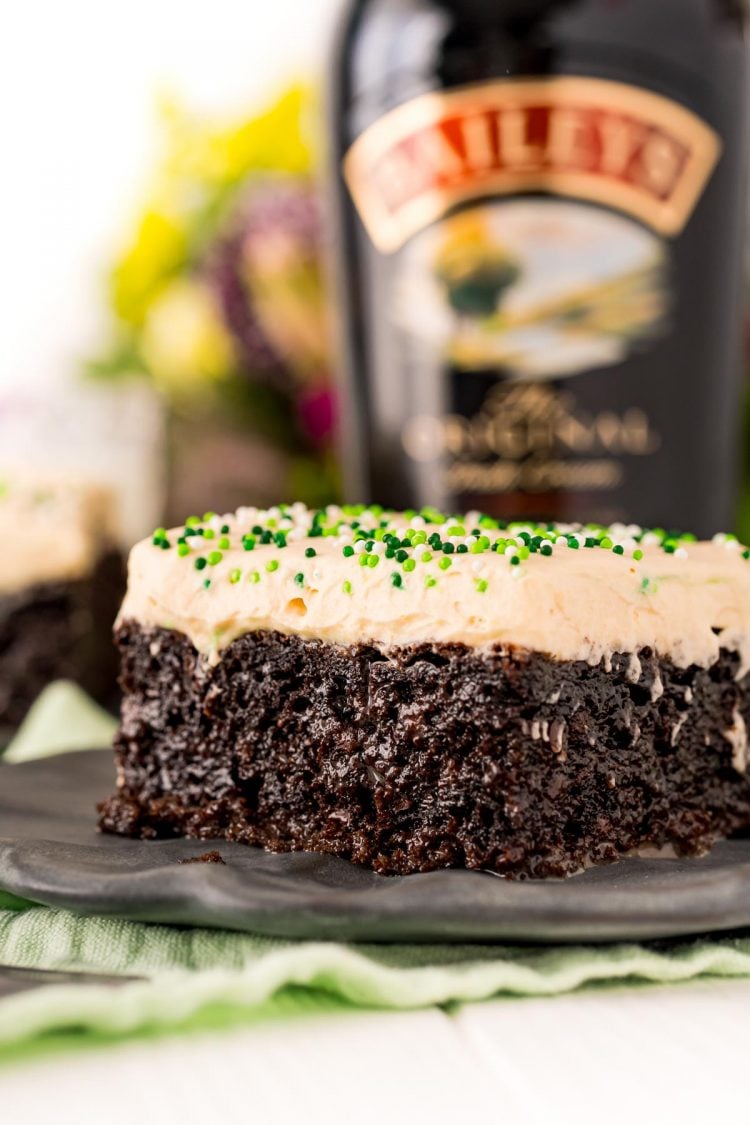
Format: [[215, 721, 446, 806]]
[[1, 0, 749, 550], [0, 0, 342, 543]]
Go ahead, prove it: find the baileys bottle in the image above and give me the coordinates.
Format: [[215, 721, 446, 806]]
[[328, 0, 749, 536]]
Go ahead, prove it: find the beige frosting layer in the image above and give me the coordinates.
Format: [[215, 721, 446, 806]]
[[0, 473, 116, 595], [118, 506, 750, 671]]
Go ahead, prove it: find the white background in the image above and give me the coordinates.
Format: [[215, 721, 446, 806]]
[[0, 0, 342, 394]]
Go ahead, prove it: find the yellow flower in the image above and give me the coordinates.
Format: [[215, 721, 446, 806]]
[[111, 210, 188, 327], [109, 84, 316, 331], [141, 279, 235, 394]]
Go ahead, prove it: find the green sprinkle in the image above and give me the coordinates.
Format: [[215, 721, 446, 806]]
[[367, 554, 379, 568], [294, 572, 305, 587], [510, 556, 521, 566], [425, 575, 438, 588], [343, 580, 353, 595], [229, 568, 241, 585], [391, 572, 403, 588], [403, 558, 416, 572], [185, 516, 201, 528], [218, 537, 231, 551], [207, 551, 223, 566], [359, 554, 369, 567], [220, 524, 230, 534], [475, 579, 489, 593], [633, 549, 644, 561], [442, 542, 454, 554], [203, 511, 217, 522], [396, 549, 408, 563], [613, 544, 624, 555], [177, 543, 190, 558], [266, 559, 279, 573], [419, 551, 432, 563], [540, 545, 552, 557], [243, 536, 256, 551], [194, 557, 207, 571], [249, 570, 261, 584], [438, 557, 452, 571], [343, 545, 355, 558], [202, 579, 212, 590], [305, 547, 317, 558], [202, 528, 215, 540]]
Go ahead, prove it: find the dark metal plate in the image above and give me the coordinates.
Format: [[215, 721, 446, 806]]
[[2, 751, 750, 943]]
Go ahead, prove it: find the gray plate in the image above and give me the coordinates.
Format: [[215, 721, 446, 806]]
[[2, 751, 750, 943]]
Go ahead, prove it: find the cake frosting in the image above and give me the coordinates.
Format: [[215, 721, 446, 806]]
[[117, 503, 750, 671], [0, 473, 117, 595]]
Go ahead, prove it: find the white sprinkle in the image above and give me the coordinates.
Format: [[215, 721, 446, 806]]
[[353, 540, 367, 554], [674, 547, 688, 560], [371, 541, 387, 556]]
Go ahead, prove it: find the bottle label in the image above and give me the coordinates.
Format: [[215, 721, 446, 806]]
[[344, 77, 721, 252], [343, 77, 723, 519]]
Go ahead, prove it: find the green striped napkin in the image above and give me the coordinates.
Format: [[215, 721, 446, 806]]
[[3, 682, 750, 1063]]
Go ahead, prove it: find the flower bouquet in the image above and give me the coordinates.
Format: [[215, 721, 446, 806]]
[[91, 85, 338, 521]]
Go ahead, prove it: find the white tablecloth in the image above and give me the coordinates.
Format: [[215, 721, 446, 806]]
[[2, 977, 747, 1124]]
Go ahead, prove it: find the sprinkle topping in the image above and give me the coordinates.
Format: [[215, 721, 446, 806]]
[[148, 504, 748, 597]]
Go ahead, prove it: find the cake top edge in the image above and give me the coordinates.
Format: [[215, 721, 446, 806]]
[[0, 470, 119, 595], [120, 502, 750, 668], [146, 501, 747, 567]]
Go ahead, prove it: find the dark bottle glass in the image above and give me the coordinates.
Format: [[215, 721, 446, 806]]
[[328, 0, 749, 536]]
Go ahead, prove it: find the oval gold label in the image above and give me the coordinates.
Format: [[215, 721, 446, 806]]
[[344, 77, 722, 253]]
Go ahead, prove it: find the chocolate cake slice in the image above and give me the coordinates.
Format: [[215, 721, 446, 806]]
[[0, 474, 123, 730], [99, 504, 750, 878]]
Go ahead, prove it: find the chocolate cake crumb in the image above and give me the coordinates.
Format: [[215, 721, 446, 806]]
[[0, 550, 124, 728], [98, 621, 750, 879], [178, 850, 226, 865]]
